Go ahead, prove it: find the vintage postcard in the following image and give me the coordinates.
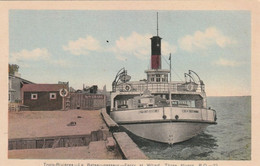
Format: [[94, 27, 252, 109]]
[[0, 1, 259, 166]]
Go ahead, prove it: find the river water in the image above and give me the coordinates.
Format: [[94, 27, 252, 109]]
[[126, 96, 251, 160]]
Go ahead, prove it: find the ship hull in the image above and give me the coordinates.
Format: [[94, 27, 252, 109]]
[[121, 121, 209, 144], [110, 107, 216, 144]]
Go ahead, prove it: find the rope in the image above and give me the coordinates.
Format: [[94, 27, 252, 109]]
[[162, 55, 183, 81]]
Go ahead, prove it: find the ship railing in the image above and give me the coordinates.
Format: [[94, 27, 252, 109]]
[[114, 82, 204, 93]]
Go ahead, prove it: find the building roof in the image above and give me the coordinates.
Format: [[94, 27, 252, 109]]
[[9, 74, 34, 84], [22, 84, 67, 92]]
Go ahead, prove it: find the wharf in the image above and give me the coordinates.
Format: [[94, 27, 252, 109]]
[[113, 132, 148, 159], [8, 109, 148, 159], [101, 109, 119, 131], [8, 110, 105, 139], [8, 110, 121, 159], [101, 109, 148, 160], [8, 141, 121, 159]]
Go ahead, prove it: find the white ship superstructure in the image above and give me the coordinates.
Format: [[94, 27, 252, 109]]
[[109, 13, 217, 144]]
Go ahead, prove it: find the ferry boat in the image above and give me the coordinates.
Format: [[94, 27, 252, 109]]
[[109, 14, 217, 144]]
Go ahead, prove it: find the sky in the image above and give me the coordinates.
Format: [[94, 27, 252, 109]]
[[9, 10, 251, 96]]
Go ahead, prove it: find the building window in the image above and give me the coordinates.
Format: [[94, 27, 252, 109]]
[[151, 78, 155, 82], [50, 93, 57, 100], [31, 93, 38, 100]]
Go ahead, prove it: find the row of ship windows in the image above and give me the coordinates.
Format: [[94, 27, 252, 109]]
[[148, 74, 168, 83], [31, 93, 57, 100], [151, 78, 167, 82], [150, 77, 167, 82]]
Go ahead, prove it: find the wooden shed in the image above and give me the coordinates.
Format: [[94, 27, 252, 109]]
[[22, 84, 68, 111], [69, 93, 106, 110]]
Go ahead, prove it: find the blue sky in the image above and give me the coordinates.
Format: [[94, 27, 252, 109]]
[[9, 10, 251, 96]]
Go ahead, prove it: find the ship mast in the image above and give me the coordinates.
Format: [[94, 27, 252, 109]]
[[169, 53, 172, 107], [157, 12, 159, 36]]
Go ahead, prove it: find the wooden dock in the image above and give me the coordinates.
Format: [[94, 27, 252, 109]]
[[9, 141, 122, 159], [101, 108, 148, 159], [8, 110, 121, 159], [100, 108, 119, 132], [9, 109, 148, 159], [113, 132, 148, 160]]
